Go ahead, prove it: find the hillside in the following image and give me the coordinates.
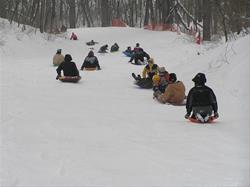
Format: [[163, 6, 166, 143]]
[[0, 19, 249, 186]]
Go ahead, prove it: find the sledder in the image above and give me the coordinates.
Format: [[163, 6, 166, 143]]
[[56, 54, 81, 83], [86, 40, 98, 46], [131, 58, 158, 89], [123, 46, 133, 57], [153, 73, 186, 105], [80, 51, 101, 71], [98, 44, 108, 53], [70, 32, 78, 40], [128, 43, 150, 65], [110, 43, 119, 52], [53, 49, 64, 66], [185, 73, 219, 123], [152, 67, 170, 93]]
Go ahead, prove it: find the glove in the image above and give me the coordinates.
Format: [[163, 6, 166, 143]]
[[185, 113, 190, 119], [56, 75, 60, 80], [214, 112, 219, 119]]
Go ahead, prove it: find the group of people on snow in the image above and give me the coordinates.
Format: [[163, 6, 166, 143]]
[[53, 41, 219, 123], [131, 54, 219, 123], [124, 43, 150, 65]]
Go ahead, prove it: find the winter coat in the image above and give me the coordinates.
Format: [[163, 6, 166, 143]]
[[157, 81, 186, 104], [53, 54, 64, 66], [99, 45, 108, 53], [142, 63, 158, 79], [56, 58, 79, 77], [81, 56, 100, 70], [70, 33, 77, 40], [110, 44, 119, 52], [186, 84, 218, 115]]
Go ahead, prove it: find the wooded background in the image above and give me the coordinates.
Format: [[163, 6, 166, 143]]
[[0, 0, 249, 41]]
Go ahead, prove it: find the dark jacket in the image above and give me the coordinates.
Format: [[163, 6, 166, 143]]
[[56, 55, 79, 77], [99, 45, 108, 53], [110, 43, 119, 52], [186, 84, 218, 114], [81, 56, 100, 70]]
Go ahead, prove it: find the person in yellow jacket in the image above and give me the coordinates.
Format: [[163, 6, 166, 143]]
[[154, 73, 186, 105], [142, 58, 159, 79], [53, 49, 64, 66]]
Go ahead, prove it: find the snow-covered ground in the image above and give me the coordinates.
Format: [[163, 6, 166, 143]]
[[0, 19, 249, 186]]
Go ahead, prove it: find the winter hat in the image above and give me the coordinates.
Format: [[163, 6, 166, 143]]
[[169, 73, 177, 83], [88, 50, 94, 57], [64, 54, 72, 62], [158, 67, 166, 73], [148, 58, 154, 64], [57, 49, 62, 53], [192, 73, 206, 84], [136, 43, 140, 47]]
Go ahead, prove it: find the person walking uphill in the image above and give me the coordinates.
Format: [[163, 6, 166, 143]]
[[80, 51, 101, 71], [185, 73, 219, 122], [56, 54, 80, 79]]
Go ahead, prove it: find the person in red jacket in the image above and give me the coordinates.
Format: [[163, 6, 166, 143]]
[[70, 32, 78, 40]]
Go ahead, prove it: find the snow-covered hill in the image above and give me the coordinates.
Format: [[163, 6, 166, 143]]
[[0, 18, 249, 186]]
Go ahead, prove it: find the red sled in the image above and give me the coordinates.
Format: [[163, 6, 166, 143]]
[[59, 76, 81, 83], [188, 116, 216, 124]]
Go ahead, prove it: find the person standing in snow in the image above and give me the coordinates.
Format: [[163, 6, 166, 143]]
[[53, 49, 64, 66], [185, 73, 219, 122], [80, 51, 101, 71], [154, 73, 186, 105], [56, 54, 79, 79]]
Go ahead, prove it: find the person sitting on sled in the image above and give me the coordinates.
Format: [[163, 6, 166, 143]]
[[56, 54, 80, 79], [129, 43, 150, 64], [110, 43, 119, 52], [123, 46, 133, 57], [142, 58, 159, 79], [98, 44, 108, 53], [154, 73, 186, 105], [131, 58, 158, 89], [152, 67, 170, 93], [185, 73, 219, 122], [86, 40, 98, 46], [80, 50, 101, 71], [53, 49, 64, 66], [70, 32, 78, 40]]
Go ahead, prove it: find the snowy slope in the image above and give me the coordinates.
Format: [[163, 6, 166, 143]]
[[0, 18, 249, 187]]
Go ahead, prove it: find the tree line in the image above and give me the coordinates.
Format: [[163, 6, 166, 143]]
[[0, 0, 249, 41]]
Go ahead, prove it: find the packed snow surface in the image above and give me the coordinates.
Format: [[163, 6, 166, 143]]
[[0, 19, 249, 186]]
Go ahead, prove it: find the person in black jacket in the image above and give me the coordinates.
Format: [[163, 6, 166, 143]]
[[129, 43, 150, 64], [110, 43, 119, 52], [98, 44, 108, 53], [185, 73, 219, 122], [80, 51, 101, 70], [56, 54, 79, 79]]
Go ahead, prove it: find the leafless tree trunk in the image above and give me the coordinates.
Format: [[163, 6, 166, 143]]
[[68, 0, 76, 28], [202, 0, 212, 41]]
